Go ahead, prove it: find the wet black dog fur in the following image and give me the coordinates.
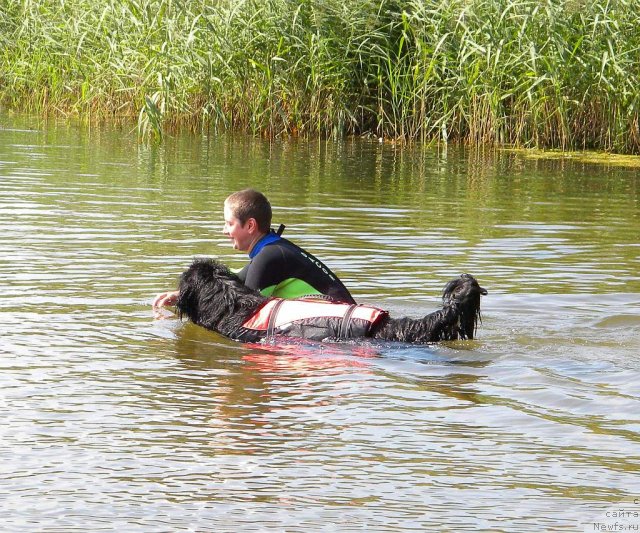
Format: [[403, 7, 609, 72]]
[[176, 258, 487, 344]]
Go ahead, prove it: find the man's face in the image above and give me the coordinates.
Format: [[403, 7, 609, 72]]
[[223, 203, 255, 252]]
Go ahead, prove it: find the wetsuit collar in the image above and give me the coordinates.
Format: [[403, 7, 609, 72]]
[[249, 230, 282, 259]]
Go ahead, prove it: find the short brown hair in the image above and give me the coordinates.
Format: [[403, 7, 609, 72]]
[[225, 189, 272, 233]]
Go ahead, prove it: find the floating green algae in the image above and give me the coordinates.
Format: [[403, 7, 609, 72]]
[[504, 148, 640, 168]]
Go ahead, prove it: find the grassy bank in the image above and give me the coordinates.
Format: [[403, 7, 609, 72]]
[[1, 0, 639, 152]]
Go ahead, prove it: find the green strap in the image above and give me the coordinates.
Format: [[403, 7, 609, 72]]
[[260, 278, 321, 299]]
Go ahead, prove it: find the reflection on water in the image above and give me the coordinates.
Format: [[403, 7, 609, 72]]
[[1, 116, 639, 531]]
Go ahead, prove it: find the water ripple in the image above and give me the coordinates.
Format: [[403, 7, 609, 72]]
[[1, 122, 639, 531]]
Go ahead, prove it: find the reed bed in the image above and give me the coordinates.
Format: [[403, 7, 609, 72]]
[[1, 0, 638, 152]]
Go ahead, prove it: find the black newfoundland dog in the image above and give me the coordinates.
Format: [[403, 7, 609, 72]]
[[175, 258, 487, 344]]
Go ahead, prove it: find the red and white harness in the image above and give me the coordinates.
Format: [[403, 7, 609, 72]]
[[241, 298, 388, 340]]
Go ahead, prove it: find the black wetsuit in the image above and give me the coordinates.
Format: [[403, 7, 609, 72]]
[[236, 232, 355, 304]]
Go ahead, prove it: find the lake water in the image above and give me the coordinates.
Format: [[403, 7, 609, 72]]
[[1, 116, 639, 532]]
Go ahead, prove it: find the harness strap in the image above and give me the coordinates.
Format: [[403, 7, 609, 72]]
[[297, 294, 337, 302], [266, 298, 286, 337], [339, 304, 358, 339]]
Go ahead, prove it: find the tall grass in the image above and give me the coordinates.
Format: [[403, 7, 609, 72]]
[[0, 0, 638, 153]]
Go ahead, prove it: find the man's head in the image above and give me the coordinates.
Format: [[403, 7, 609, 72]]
[[223, 189, 272, 252]]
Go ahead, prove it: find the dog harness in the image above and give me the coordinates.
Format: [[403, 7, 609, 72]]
[[240, 298, 388, 342]]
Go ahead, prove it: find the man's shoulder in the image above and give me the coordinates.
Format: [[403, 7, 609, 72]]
[[259, 237, 303, 257], [252, 238, 321, 273], [251, 237, 292, 263], [269, 236, 297, 249]]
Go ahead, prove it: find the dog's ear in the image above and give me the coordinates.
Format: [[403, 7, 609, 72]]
[[176, 258, 217, 321], [176, 270, 199, 321], [442, 276, 464, 304]]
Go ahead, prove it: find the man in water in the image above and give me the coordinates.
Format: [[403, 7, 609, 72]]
[[153, 188, 355, 309]]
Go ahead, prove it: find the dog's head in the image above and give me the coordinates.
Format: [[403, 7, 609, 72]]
[[176, 258, 264, 331], [442, 274, 487, 340]]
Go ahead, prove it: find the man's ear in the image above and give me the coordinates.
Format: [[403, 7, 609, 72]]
[[245, 217, 258, 233]]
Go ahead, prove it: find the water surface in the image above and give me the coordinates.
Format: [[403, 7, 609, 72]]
[[1, 116, 639, 532]]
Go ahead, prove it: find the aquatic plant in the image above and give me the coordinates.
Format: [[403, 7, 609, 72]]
[[0, 0, 638, 153]]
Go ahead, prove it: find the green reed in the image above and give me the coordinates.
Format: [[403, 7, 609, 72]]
[[0, 0, 638, 153]]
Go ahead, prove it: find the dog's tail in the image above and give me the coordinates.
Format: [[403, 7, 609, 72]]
[[442, 274, 487, 340]]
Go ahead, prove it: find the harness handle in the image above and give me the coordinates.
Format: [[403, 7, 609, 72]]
[[339, 304, 359, 339], [266, 298, 286, 338]]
